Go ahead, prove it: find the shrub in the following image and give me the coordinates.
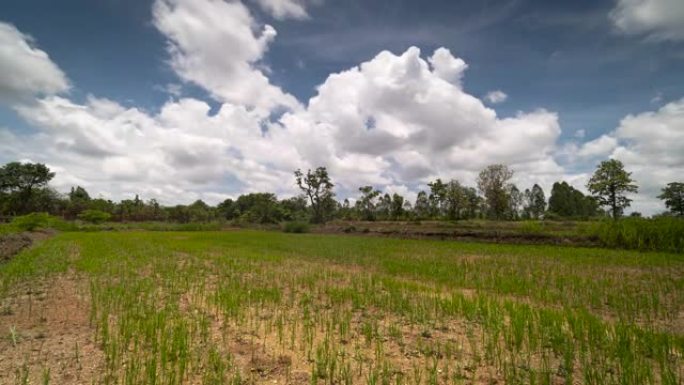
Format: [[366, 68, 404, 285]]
[[282, 221, 310, 233], [520, 221, 544, 235], [11, 212, 52, 232], [78, 209, 112, 224], [586, 217, 684, 253]]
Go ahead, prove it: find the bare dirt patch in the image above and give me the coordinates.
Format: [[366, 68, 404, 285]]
[[0, 273, 103, 384], [0, 230, 55, 263]]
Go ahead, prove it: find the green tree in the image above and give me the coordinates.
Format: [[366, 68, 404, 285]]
[[294, 167, 335, 223], [217, 198, 237, 220], [356, 186, 381, 221], [523, 184, 546, 219], [658, 182, 684, 217], [507, 184, 523, 220], [427, 179, 447, 217], [188, 200, 214, 222], [235, 193, 283, 224], [279, 195, 309, 221], [66, 186, 91, 218], [587, 159, 638, 219], [390, 193, 405, 220], [377, 193, 392, 220], [0, 162, 55, 215], [477, 164, 514, 220], [414, 191, 430, 219], [548, 181, 599, 218]]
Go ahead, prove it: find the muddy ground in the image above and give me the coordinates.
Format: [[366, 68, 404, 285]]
[[313, 220, 600, 247]]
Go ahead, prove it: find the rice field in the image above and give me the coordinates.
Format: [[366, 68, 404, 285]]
[[1, 230, 683, 384]]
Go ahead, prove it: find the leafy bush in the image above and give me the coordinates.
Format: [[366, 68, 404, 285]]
[[585, 217, 684, 253], [78, 209, 112, 224], [282, 221, 310, 233], [11, 212, 52, 231], [46, 216, 80, 231], [519, 221, 544, 235]]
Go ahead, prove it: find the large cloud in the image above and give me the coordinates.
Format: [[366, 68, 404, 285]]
[[0, 22, 69, 104], [152, 0, 300, 113], [610, 0, 684, 41], [2, 1, 680, 216], [577, 99, 684, 213], [5, 43, 566, 205], [278, 47, 564, 191]]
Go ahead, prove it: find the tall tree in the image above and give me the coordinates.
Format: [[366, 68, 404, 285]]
[[587, 159, 638, 219], [390, 193, 405, 220], [294, 167, 335, 223], [414, 191, 430, 219], [0, 162, 56, 214], [477, 164, 514, 220], [427, 179, 447, 217], [548, 181, 599, 218], [217, 198, 237, 220], [356, 186, 381, 221], [507, 184, 523, 220], [444, 180, 468, 220], [523, 184, 546, 219], [658, 182, 684, 217]]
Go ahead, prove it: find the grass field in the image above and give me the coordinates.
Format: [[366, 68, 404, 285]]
[[1, 230, 683, 384]]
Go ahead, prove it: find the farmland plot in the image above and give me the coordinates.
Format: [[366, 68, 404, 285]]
[[1, 231, 683, 384]]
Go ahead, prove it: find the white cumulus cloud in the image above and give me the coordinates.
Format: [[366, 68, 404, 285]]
[[571, 99, 684, 213], [152, 0, 300, 113], [0, 22, 69, 104], [610, 0, 684, 41]]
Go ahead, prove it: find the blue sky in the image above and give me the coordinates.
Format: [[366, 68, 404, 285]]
[[0, 0, 683, 214]]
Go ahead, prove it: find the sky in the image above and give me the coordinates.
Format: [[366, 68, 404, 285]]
[[0, 0, 683, 214]]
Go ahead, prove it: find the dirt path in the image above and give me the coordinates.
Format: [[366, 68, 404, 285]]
[[0, 273, 103, 385]]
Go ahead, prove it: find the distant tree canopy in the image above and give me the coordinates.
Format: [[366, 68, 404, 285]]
[[523, 184, 546, 219], [548, 182, 599, 219], [0, 159, 670, 224], [587, 159, 638, 219], [0, 162, 56, 215], [477, 164, 514, 220], [659, 182, 684, 217]]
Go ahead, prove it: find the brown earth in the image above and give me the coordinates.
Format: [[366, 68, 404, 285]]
[[0, 230, 54, 263], [313, 220, 600, 247], [0, 273, 103, 385]]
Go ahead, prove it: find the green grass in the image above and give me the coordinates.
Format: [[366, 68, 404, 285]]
[[582, 217, 684, 253], [1, 230, 683, 384]]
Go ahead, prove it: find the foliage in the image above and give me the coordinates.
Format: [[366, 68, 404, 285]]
[[658, 182, 684, 216], [519, 220, 544, 234], [295, 167, 336, 224], [0, 162, 55, 215], [584, 217, 684, 253], [587, 159, 638, 219], [78, 209, 112, 224], [477, 164, 514, 220], [235, 193, 283, 224], [548, 181, 599, 218], [281, 221, 310, 233], [10, 212, 52, 231], [522, 184, 546, 219], [355, 186, 381, 221], [427, 179, 482, 220]]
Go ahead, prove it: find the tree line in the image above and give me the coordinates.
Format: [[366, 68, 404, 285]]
[[1, 160, 682, 224]]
